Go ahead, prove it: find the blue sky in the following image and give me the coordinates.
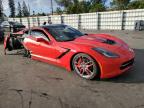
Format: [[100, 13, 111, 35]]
[[2, 0, 111, 16], [3, 0, 59, 16]]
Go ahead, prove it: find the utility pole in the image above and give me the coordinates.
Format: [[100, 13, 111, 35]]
[[27, 1, 31, 29], [28, 4, 30, 16], [51, 0, 53, 15]]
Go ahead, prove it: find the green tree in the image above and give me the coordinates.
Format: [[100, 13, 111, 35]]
[[67, 0, 84, 14], [81, 1, 91, 13], [128, 0, 144, 9], [0, 0, 3, 17], [55, 0, 72, 8], [41, 12, 46, 16], [111, 0, 131, 10], [36, 12, 46, 16], [56, 7, 63, 15], [17, 2, 22, 17], [55, 0, 72, 13], [55, 0, 106, 14], [89, 0, 106, 12], [8, 0, 16, 17], [33, 11, 35, 16], [22, 1, 30, 17]]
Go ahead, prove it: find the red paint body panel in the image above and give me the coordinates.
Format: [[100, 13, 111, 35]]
[[5, 27, 135, 79]]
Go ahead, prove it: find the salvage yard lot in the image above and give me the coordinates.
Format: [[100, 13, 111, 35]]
[[0, 30, 144, 108]]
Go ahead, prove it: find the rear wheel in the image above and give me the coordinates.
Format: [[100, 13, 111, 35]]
[[72, 53, 99, 80]]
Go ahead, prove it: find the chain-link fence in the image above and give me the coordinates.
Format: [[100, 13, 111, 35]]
[[8, 9, 144, 30]]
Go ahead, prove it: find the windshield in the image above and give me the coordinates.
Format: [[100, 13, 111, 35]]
[[45, 25, 84, 42]]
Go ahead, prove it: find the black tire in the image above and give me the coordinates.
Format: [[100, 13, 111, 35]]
[[7, 38, 13, 51], [72, 53, 99, 80], [23, 48, 31, 58]]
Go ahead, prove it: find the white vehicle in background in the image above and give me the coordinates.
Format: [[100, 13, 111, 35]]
[[0, 21, 10, 28], [0, 21, 26, 32]]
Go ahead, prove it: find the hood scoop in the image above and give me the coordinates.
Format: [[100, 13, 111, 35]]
[[91, 37, 116, 45], [74, 35, 116, 45], [102, 39, 116, 45]]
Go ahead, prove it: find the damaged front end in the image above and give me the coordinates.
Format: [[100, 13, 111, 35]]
[[4, 31, 25, 55]]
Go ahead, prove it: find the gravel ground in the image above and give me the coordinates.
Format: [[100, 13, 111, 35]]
[[0, 30, 144, 108]]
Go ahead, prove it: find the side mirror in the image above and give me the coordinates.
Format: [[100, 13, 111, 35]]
[[84, 33, 88, 35], [36, 37, 45, 42]]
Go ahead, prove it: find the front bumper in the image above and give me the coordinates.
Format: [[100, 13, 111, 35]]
[[91, 50, 135, 79], [100, 56, 135, 79]]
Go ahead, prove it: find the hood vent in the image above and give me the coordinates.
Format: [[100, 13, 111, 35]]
[[102, 39, 116, 45]]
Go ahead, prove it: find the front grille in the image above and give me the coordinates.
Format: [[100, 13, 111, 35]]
[[120, 58, 134, 70]]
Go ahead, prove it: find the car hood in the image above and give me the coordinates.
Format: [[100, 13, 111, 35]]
[[59, 34, 132, 56], [72, 34, 126, 49]]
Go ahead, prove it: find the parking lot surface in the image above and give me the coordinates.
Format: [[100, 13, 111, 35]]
[[0, 30, 144, 108]]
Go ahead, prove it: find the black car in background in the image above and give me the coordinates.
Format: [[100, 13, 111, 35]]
[[0, 26, 4, 41], [0, 21, 26, 32], [0, 21, 25, 41]]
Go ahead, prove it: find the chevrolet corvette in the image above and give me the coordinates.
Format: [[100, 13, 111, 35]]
[[4, 24, 135, 80]]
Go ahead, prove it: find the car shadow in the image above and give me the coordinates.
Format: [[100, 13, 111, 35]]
[[101, 49, 144, 84], [4, 48, 24, 56]]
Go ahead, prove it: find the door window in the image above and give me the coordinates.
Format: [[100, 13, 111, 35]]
[[31, 30, 49, 41]]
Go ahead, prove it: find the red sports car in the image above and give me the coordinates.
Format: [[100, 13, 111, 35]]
[[4, 24, 135, 80]]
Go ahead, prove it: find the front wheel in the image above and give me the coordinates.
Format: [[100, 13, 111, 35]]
[[23, 48, 31, 58], [72, 53, 99, 80]]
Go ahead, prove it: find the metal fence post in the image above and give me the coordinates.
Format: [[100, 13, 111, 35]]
[[121, 11, 126, 30], [97, 12, 101, 30], [20, 17, 22, 24], [37, 16, 40, 26], [78, 14, 81, 30], [32, 17, 35, 27], [61, 15, 64, 24], [48, 16, 52, 24], [27, 17, 30, 28], [13, 17, 15, 21]]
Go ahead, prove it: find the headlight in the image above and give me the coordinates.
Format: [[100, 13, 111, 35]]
[[92, 48, 119, 58], [129, 48, 134, 52]]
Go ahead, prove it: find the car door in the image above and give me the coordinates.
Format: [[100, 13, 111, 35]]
[[28, 29, 61, 61]]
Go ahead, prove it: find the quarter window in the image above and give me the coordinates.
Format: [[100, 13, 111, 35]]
[[23, 30, 29, 37]]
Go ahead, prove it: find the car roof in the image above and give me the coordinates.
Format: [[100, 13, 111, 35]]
[[41, 24, 66, 29], [30, 24, 67, 30]]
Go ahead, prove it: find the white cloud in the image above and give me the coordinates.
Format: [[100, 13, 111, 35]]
[[26, 0, 58, 14], [2, 0, 59, 16], [2, 0, 9, 10], [30, 0, 57, 8]]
